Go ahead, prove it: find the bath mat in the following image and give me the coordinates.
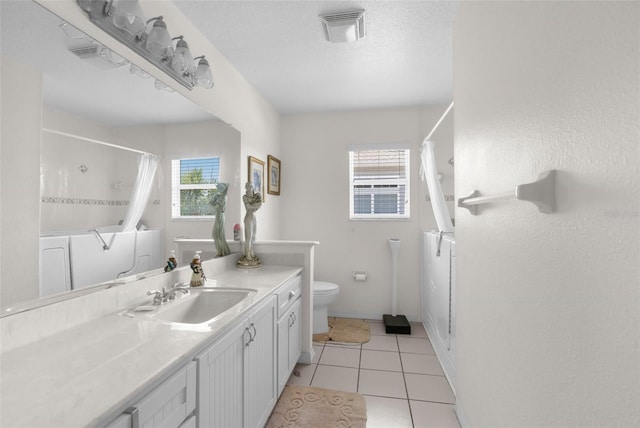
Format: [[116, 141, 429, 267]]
[[312, 317, 370, 343], [266, 385, 367, 428]]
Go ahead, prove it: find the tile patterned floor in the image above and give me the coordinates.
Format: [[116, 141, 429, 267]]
[[286, 320, 460, 427]]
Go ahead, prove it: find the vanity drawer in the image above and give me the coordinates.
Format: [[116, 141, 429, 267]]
[[276, 275, 301, 318]]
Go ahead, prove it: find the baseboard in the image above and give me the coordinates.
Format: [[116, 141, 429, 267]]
[[298, 349, 315, 365], [328, 311, 419, 322]]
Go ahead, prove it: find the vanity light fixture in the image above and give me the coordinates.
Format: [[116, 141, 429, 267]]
[[109, 0, 146, 38], [129, 63, 151, 79], [319, 9, 366, 43], [155, 79, 175, 92], [194, 56, 214, 89], [77, 0, 214, 91], [59, 21, 94, 41], [171, 36, 196, 77], [144, 16, 173, 61]]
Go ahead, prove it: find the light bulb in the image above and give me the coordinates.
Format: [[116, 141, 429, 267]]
[[145, 17, 173, 61], [171, 37, 196, 77], [112, 0, 146, 38], [155, 79, 175, 92], [130, 64, 151, 79], [194, 56, 214, 89]]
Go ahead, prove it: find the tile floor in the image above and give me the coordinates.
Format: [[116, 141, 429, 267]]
[[286, 320, 460, 427]]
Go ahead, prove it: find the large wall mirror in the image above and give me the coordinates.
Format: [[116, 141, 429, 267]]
[[0, 0, 241, 315]]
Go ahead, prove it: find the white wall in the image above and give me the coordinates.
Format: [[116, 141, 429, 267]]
[[453, 2, 639, 426], [280, 106, 452, 320], [0, 57, 41, 306], [41, 107, 136, 232]]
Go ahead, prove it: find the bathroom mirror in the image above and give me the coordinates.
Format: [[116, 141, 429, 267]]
[[0, 0, 241, 315]]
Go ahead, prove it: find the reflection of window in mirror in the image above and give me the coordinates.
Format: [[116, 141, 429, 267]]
[[171, 157, 221, 219], [348, 146, 410, 220]]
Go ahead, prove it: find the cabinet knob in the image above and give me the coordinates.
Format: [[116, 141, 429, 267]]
[[288, 290, 296, 300]]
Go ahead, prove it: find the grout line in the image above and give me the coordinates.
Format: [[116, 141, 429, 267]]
[[356, 343, 362, 393], [308, 342, 325, 386], [397, 334, 416, 428]]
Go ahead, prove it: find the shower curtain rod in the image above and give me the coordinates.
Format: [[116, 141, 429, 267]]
[[423, 101, 454, 143], [42, 128, 152, 156]]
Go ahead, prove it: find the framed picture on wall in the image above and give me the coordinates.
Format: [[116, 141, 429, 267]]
[[267, 155, 281, 196], [248, 156, 265, 200]]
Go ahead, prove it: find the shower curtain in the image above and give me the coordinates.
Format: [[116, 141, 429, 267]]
[[420, 140, 454, 233], [121, 153, 160, 232]]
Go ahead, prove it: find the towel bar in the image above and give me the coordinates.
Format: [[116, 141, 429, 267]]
[[458, 170, 556, 215]]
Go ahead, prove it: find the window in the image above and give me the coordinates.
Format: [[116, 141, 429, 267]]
[[171, 157, 220, 219], [349, 146, 410, 220]]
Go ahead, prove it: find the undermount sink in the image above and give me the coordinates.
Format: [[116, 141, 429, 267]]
[[121, 287, 258, 328]]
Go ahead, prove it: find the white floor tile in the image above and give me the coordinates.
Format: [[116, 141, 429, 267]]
[[319, 345, 361, 368], [397, 336, 435, 354], [404, 373, 455, 404], [311, 365, 359, 392], [361, 349, 402, 372], [362, 334, 399, 352], [401, 353, 445, 376], [286, 363, 316, 387], [358, 369, 407, 399], [364, 395, 413, 428], [275, 319, 458, 428], [408, 322, 428, 338], [410, 400, 460, 427], [368, 320, 387, 336]]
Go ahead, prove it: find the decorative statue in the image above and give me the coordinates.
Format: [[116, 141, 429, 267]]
[[237, 182, 263, 268], [163, 250, 177, 272], [190, 251, 206, 286], [211, 182, 231, 257]]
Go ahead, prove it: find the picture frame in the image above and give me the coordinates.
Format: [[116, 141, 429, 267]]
[[247, 156, 265, 200], [267, 155, 281, 196]]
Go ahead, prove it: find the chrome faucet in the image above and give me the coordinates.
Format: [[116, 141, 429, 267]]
[[166, 283, 190, 301], [147, 283, 190, 305], [147, 289, 164, 306]]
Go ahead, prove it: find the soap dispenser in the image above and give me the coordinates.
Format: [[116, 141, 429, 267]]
[[189, 251, 206, 287], [164, 250, 177, 272]]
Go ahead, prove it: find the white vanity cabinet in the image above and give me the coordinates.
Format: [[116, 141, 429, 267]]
[[275, 275, 302, 394], [196, 295, 277, 428], [103, 361, 197, 428]]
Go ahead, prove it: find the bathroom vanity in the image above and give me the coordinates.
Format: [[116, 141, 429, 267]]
[[0, 241, 316, 428]]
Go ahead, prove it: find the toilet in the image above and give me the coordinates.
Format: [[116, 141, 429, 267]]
[[313, 281, 340, 334]]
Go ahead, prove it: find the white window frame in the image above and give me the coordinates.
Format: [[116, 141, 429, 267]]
[[171, 156, 221, 220], [348, 144, 410, 220]]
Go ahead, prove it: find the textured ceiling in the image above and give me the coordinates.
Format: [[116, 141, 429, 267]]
[[0, 1, 456, 126], [176, 0, 457, 114]]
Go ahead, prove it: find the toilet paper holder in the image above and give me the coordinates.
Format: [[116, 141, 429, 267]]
[[353, 271, 367, 281]]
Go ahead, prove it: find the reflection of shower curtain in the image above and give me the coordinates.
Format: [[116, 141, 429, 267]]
[[121, 153, 160, 232], [420, 140, 454, 233]]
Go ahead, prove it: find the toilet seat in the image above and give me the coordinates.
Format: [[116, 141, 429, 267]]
[[314, 281, 339, 295]]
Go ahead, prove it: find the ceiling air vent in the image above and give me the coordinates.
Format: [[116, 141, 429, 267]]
[[319, 10, 365, 43]]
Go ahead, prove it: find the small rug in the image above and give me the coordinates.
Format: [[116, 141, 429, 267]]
[[312, 317, 370, 343], [266, 385, 367, 428]]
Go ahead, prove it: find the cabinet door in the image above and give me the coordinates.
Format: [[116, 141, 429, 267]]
[[277, 311, 290, 395], [276, 298, 302, 395], [288, 298, 302, 374], [197, 320, 248, 428], [244, 295, 277, 428]]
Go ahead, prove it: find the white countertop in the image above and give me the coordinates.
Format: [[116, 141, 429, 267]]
[[0, 265, 302, 427]]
